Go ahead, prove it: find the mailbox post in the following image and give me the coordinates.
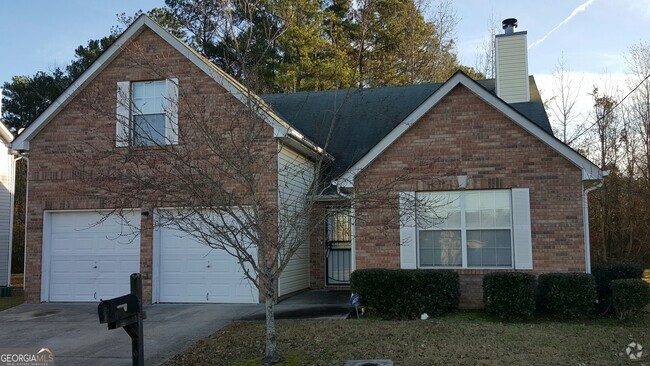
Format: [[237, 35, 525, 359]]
[[98, 273, 146, 366]]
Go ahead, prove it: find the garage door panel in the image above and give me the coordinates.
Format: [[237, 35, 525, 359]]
[[157, 214, 258, 304], [50, 257, 95, 272], [46, 211, 140, 302]]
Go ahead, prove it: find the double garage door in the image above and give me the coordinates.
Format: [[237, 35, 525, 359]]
[[43, 210, 258, 303]]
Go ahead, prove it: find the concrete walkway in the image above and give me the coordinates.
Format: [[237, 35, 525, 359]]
[[243, 289, 351, 320], [0, 290, 351, 365]]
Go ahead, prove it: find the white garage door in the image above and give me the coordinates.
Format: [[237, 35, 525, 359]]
[[44, 211, 140, 302], [157, 223, 258, 303]]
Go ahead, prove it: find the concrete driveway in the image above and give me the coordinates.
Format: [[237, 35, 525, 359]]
[[0, 302, 262, 365]]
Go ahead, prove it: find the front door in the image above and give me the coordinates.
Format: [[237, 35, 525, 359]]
[[325, 208, 352, 285]]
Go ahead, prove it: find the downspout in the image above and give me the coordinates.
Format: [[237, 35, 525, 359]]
[[583, 171, 608, 274], [10, 153, 28, 289], [7, 155, 16, 287]]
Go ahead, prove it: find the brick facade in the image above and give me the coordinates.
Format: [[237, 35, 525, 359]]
[[352, 85, 585, 309], [24, 28, 278, 303], [24, 26, 588, 309]]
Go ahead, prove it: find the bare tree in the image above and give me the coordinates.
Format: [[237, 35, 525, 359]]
[[590, 85, 620, 170], [587, 83, 619, 263], [61, 11, 452, 365], [474, 11, 499, 79], [626, 41, 650, 180], [547, 54, 585, 145]]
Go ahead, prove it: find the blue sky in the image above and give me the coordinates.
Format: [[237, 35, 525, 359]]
[[1, 0, 648, 93]]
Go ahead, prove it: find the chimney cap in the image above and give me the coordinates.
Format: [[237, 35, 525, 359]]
[[502, 18, 518, 30]]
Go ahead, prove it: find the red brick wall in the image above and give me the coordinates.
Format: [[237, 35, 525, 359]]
[[24, 28, 278, 303], [309, 202, 327, 288], [354, 85, 585, 309]]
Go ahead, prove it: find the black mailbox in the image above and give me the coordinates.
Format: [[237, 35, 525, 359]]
[[97, 273, 145, 366], [98, 294, 140, 329]]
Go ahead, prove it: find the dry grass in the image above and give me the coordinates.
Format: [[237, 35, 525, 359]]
[[166, 310, 650, 366]]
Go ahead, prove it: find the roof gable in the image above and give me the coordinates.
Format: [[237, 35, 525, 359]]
[[10, 15, 297, 151], [334, 71, 602, 185], [263, 75, 553, 178]]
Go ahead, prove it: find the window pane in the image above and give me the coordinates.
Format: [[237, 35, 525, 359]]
[[465, 191, 480, 227], [466, 190, 511, 228], [497, 248, 512, 266], [418, 230, 461, 267], [416, 192, 460, 229], [133, 114, 166, 146], [419, 231, 435, 267], [133, 81, 165, 115], [326, 209, 351, 248], [467, 229, 511, 267], [495, 209, 511, 227]]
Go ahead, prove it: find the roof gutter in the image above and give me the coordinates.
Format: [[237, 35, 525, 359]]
[[282, 128, 332, 161]]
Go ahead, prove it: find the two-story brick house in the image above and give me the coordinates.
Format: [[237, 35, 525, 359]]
[[9, 16, 604, 308]]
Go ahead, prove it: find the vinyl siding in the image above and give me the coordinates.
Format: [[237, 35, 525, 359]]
[[277, 145, 314, 296], [0, 144, 13, 286], [496, 33, 529, 103]]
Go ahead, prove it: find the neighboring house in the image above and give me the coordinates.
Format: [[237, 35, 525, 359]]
[[10, 16, 604, 308], [0, 119, 15, 288]]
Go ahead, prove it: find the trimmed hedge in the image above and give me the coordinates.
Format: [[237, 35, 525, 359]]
[[350, 269, 459, 319], [592, 263, 644, 313], [611, 279, 650, 320], [483, 272, 536, 320], [537, 273, 596, 319]]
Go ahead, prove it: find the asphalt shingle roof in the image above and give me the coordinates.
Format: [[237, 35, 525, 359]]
[[262, 76, 551, 177]]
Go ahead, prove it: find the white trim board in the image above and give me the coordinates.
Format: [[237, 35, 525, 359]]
[[337, 71, 604, 187], [0, 122, 13, 144], [10, 15, 322, 156]]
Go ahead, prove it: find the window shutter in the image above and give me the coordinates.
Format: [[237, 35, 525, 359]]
[[115, 81, 130, 147], [512, 188, 533, 269], [399, 191, 417, 269], [165, 78, 179, 145]]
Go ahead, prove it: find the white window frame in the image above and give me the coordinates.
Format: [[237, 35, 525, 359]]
[[116, 78, 179, 147], [416, 189, 514, 269]]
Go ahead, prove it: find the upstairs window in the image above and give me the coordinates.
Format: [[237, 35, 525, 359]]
[[116, 79, 178, 147], [132, 81, 167, 146]]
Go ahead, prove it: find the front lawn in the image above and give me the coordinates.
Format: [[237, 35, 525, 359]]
[[166, 311, 650, 365], [0, 292, 24, 312]]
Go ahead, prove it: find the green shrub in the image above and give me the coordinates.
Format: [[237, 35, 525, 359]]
[[537, 273, 596, 319], [592, 263, 643, 313], [611, 279, 650, 320], [350, 269, 459, 319], [483, 272, 536, 320]]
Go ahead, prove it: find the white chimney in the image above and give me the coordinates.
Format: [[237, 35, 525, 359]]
[[495, 18, 530, 103]]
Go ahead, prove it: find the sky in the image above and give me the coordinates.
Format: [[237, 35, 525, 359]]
[[1, 0, 649, 118]]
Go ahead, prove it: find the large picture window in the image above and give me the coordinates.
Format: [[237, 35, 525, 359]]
[[417, 190, 512, 268]]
